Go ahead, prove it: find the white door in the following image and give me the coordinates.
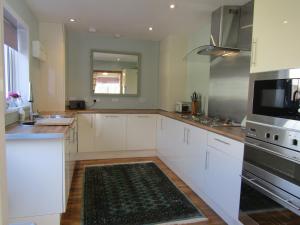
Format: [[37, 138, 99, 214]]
[[95, 114, 126, 151], [204, 146, 242, 220], [251, 0, 300, 73], [126, 114, 157, 150], [77, 114, 95, 152], [181, 125, 207, 193]]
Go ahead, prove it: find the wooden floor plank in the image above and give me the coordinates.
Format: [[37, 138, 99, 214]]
[[61, 157, 226, 225]]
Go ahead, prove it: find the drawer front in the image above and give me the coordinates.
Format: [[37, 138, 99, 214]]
[[207, 132, 244, 161]]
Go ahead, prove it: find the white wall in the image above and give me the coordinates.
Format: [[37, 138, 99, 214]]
[[37, 23, 65, 111], [159, 35, 187, 111], [186, 22, 211, 114], [0, 0, 8, 223]]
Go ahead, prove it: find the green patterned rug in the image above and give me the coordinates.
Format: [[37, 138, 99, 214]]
[[82, 162, 206, 225]]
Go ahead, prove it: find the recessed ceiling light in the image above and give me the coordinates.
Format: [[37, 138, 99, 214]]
[[69, 18, 76, 22], [114, 34, 121, 38], [148, 27, 153, 31], [283, 20, 288, 24], [117, 58, 120, 61], [89, 27, 97, 32], [170, 4, 175, 9]]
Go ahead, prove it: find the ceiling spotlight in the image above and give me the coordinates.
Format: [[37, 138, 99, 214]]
[[69, 18, 76, 22], [117, 58, 120, 61], [89, 27, 96, 32], [148, 27, 153, 31], [170, 4, 175, 9], [114, 34, 121, 38], [283, 20, 288, 24]]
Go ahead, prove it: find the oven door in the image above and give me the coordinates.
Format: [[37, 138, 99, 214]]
[[244, 137, 300, 196], [239, 170, 300, 225]]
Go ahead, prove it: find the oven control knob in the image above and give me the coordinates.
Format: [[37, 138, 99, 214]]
[[274, 134, 279, 141], [293, 139, 298, 146], [265, 133, 271, 139]]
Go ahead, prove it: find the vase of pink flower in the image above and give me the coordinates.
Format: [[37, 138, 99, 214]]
[[7, 92, 22, 107]]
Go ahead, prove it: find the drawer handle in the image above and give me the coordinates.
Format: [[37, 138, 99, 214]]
[[137, 115, 149, 118], [214, 138, 230, 145], [105, 115, 120, 118]]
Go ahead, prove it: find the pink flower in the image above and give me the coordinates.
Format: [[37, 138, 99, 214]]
[[8, 92, 21, 99]]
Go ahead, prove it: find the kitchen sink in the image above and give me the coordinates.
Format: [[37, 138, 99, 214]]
[[21, 121, 35, 125]]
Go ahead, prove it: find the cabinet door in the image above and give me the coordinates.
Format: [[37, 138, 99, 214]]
[[181, 125, 207, 193], [126, 114, 157, 150], [251, 0, 300, 73], [77, 114, 95, 152], [95, 114, 126, 151], [204, 146, 242, 220]]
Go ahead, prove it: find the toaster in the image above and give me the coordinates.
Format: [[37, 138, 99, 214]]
[[69, 100, 86, 110], [175, 101, 191, 113]]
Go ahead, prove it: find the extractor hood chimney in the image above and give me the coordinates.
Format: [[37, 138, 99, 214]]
[[185, 2, 253, 59]]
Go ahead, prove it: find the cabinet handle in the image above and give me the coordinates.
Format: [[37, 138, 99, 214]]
[[105, 115, 120, 118], [90, 115, 93, 128], [214, 138, 230, 145], [186, 129, 190, 145], [205, 151, 209, 170], [251, 39, 257, 66], [137, 115, 149, 118], [183, 128, 186, 143], [160, 118, 163, 130]]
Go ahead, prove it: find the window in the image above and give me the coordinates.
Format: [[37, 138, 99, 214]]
[[3, 9, 29, 108], [93, 71, 123, 94]]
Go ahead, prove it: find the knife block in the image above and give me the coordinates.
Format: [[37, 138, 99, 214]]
[[191, 101, 199, 115]]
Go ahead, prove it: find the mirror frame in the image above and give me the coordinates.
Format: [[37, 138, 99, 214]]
[[90, 49, 141, 97]]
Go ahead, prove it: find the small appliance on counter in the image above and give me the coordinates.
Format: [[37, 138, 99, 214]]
[[69, 100, 86, 110], [175, 101, 191, 113]]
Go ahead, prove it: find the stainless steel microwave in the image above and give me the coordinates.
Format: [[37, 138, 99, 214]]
[[247, 69, 300, 130]]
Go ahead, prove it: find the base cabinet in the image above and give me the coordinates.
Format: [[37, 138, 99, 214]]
[[78, 113, 157, 153], [95, 114, 126, 151], [204, 146, 242, 221], [156, 116, 244, 225], [126, 114, 157, 150], [78, 113, 95, 152]]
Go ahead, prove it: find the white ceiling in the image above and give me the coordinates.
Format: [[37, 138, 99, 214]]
[[25, 0, 249, 41]]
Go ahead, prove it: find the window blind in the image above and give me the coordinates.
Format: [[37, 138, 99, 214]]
[[4, 18, 18, 51]]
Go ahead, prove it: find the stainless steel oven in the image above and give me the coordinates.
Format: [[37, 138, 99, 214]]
[[240, 69, 300, 224]]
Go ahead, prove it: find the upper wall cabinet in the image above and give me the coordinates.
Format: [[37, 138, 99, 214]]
[[91, 50, 140, 96], [251, 0, 300, 73]]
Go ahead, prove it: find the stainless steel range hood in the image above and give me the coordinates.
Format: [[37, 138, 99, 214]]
[[185, 2, 253, 59]]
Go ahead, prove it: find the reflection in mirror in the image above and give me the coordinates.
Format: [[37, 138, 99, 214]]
[[92, 51, 140, 95]]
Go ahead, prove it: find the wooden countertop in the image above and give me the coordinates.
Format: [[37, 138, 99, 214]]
[[6, 109, 245, 142], [68, 109, 159, 114], [159, 111, 245, 142], [6, 123, 70, 140]]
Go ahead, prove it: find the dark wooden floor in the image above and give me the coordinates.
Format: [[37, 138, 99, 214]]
[[61, 157, 226, 225]]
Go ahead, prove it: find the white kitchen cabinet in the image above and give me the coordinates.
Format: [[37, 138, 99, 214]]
[[251, 0, 300, 73], [94, 114, 126, 151], [204, 132, 243, 224], [78, 113, 95, 152], [180, 124, 207, 194], [126, 114, 157, 150], [6, 138, 67, 218]]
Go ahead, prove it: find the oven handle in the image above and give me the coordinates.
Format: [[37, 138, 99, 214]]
[[245, 142, 300, 164], [241, 175, 300, 211]]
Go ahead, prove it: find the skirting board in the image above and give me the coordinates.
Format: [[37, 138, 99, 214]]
[[9, 214, 60, 225], [74, 149, 157, 161]]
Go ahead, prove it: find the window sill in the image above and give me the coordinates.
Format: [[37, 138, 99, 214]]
[[6, 104, 30, 115]]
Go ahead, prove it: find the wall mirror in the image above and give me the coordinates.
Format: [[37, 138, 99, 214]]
[[91, 50, 140, 96]]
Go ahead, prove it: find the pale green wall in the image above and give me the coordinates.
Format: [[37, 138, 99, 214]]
[[67, 29, 160, 109], [186, 22, 211, 114]]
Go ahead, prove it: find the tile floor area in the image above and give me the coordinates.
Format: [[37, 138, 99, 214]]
[[60, 157, 226, 225]]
